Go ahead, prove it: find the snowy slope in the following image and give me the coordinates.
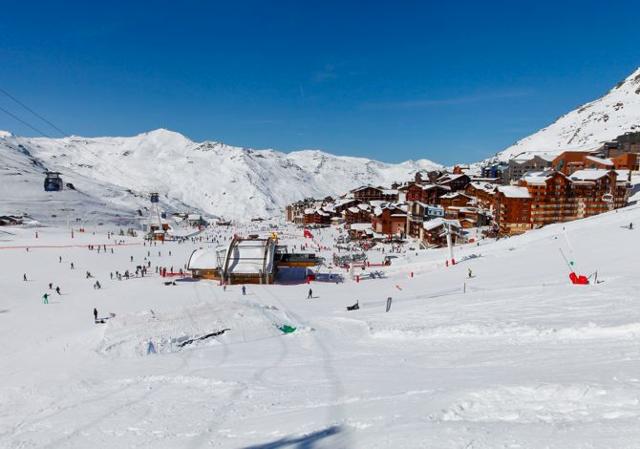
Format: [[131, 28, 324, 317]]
[[1, 204, 640, 448], [0, 130, 440, 222], [495, 67, 640, 161], [0, 136, 197, 227]]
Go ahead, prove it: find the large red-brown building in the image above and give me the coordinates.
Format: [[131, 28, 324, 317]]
[[493, 186, 532, 235], [303, 208, 331, 226], [343, 204, 372, 224], [405, 183, 450, 204], [493, 169, 629, 235]]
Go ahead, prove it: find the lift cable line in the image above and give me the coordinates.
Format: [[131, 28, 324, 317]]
[[0, 104, 52, 138], [0, 87, 69, 137]]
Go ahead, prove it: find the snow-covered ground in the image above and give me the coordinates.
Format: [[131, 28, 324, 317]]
[[1, 203, 640, 448]]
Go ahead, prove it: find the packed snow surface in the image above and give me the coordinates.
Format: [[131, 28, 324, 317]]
[[1, 203, 640, 448]]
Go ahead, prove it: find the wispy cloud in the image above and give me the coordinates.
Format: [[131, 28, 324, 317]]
[[312, 64, 338, 83], [361, 88, 534, 110]]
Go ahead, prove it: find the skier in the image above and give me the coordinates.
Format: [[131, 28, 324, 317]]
[[307, 288, 313, 299], [242, 285, 246, 295], [23, 273, 27, 282], [48, 282, 53, 289], [70, 262, 74, 270], [93, 308, 98, 322], [55, 286, 61, 295], [42, 293, 49, 304], [59, 256, 62, 263], [130, 255, 134, 262], [630, 222, 634, 230], [468, 268, 473, 278]]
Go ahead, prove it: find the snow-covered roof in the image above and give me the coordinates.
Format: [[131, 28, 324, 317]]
[[569, 169, 611, 181], [351, 185, 382, 193], [423, 218, 461, 231], [187, 214, 202, 220], [440, 192, 471, 200], [585, 156, 613, 166], [227, 239, 275, 275], [468, 181, 497, 193], [382, 189, 398, 195], [334, 198, 356, 208], [357, 203, 371, 211], [521, 170, 558, 185], [437, 173, 467, 183], [187, 248, 220, 270], [347, 206, 360, 213], [304, 208, 315, 214], [497, 185, 531, 199], [349, 223, 372, 231]]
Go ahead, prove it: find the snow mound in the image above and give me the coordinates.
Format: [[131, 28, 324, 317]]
[[99, 301, 297, 357]]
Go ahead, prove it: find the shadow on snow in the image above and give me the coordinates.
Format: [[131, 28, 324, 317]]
[[240, 425, 344, 449]]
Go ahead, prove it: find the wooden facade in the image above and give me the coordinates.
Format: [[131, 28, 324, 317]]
[[351, 186, 398, 202], [493, 186, 532, 235], [371, 206, 406, 236]]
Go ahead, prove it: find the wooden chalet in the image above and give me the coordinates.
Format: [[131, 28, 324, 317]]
[[343, 203, 372, 224], [435, 173, 470, 191], [371, 205, 407, 236], [465, 182, 497, 209], [405, 183, 451, 204], [420, 218, 462, 247], [439, 191, 474, 209], [351, 185, 398, 202], [303, 208, 331, 226]]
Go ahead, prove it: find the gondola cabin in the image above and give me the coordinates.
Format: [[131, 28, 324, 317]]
[[44, 172, 63, 192]]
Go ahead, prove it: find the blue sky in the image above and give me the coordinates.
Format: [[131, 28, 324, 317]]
[[0, 0, 638, 164]]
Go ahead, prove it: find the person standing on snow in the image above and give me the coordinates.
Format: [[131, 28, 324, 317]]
[[93, 308, 98, 322], [23, 273, 27, 281], [468, 268, 473, 278], [242, 285, 246, 295], [42, 293, 49, 304], [307, 288, 313, 299], [55, 286, 61, 295]]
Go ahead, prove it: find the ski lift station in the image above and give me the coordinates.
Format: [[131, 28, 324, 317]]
[[44, 171, 64, 192], [187, 235, 322, 284]]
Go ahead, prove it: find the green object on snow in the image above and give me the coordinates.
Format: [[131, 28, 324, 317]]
[[279, 324, 297, 334]]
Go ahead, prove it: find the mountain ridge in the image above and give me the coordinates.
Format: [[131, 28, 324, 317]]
[[493, 67, 640, 161], [0, 129, 442, 223]]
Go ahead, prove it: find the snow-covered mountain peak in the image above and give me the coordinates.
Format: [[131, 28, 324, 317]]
[[495, 67, 640, 161], [0, 129, 442, 222]]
